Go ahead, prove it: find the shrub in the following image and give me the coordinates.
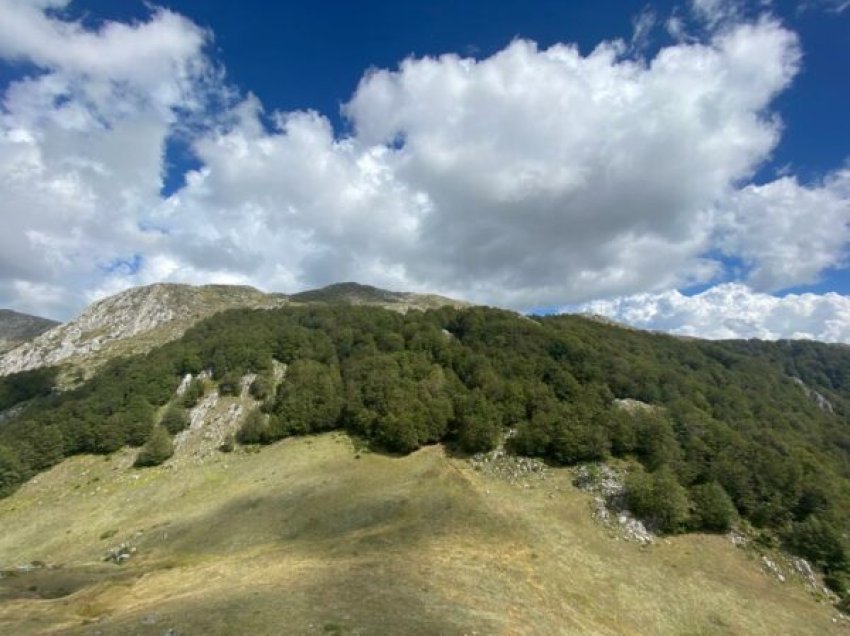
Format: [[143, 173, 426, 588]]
[[0, 445, 24, 497], [181, 377, 205, 408], [134, 426, 174, 467], [784, 516, 848, 576], [689, 482, 737, 532], [161, 405, 189, 435], [218, 372, 242, 397], [626, 466, 689, 533], [249, 375, 273, 401], [237, 409, 269, 444]]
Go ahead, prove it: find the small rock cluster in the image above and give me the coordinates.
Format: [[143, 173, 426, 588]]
[[573, 463, 655, 544], [470, 449, 549, 486], [104, 542, 136, 564], [759, 552, 836, 597]]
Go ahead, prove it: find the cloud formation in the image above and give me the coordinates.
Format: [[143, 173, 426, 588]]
[[0, 0, 848, 344], [573, 283, 850, 343]]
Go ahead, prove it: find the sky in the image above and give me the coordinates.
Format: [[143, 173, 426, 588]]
[[0, 0, 848, 342]]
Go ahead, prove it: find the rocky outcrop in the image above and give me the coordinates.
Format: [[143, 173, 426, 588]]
[[573, 463, 656, 544], [790, 377, 835, 414]]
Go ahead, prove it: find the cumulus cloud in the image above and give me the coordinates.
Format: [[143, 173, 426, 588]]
[[0, 0, 849, 340], [716, 170, 850, 290], [571, 283, 850, 342], [0, 0, 210, 317]]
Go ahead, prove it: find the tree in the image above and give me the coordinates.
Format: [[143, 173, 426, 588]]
[[689, 482, 737, 532], [456, 389, 501, 453], [626, 466, 689, 533], [249, 375, 273, 401], [134, 425, 174, 467]]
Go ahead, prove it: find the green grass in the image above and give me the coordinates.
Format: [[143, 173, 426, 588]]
[[0, 433, 844, 635]]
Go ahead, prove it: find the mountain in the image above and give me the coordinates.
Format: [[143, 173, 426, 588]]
[[0, 282, 468, 380], [0, 284, 285, 379], [0, 309, 59, 354], [290, 281, 470, 311], [1, 291, 850, 632]]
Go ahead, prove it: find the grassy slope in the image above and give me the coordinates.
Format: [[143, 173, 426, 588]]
[[0, 434, 844, 635]]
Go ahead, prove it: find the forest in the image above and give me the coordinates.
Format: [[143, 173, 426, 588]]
[[0, 304, 849, 603]]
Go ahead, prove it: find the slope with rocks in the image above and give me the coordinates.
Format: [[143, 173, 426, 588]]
[[0, 284, 286, 379], [0, 309, 59, 354]]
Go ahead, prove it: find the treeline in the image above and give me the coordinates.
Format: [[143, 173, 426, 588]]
[[0, 305, 849, 599]]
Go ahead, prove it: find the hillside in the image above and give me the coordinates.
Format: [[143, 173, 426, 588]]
[[0, 282, 468, 381], [1, 299, 850, 631], [0, 309, 59, 354], [0, 433, 846, 635]]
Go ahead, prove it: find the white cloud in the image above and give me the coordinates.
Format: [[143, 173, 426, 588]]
[[716, 170, 850, 290], [341, 20, 802, 306], [0, 0, 848, 344], [572, 283, 850, 342], [0, 0, 210, 318]]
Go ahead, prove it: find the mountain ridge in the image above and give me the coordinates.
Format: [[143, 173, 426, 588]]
[[0, 282, 470, 379], [0, 309, 59, 354]]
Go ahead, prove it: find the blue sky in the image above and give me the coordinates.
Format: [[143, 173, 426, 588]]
[[0, 0, 849, 341]]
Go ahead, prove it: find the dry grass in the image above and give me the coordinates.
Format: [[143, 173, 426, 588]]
[[0, 433, 845, 635]]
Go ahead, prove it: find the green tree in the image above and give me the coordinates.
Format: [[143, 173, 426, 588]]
[[626, 466, 689, 533], [456, 389, 501, 453], [689, 482, 737, 532]]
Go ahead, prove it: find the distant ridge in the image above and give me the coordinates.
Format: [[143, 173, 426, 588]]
[[0, 309, 59, 354], [290, 281, 470, 311]]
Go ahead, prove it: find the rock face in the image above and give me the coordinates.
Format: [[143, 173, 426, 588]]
[[573, 463, 656, 544], [790, 376, 835, 414], [0, 309, 59, 354]]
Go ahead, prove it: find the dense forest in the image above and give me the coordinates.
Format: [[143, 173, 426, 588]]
[[1, 304, 849, 603]]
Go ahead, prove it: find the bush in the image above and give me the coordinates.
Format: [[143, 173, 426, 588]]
[[237, 409, 269, 444], [626, 466, 689, 533], [0, 445, 24, 497], [161, 405, 189, 435], [784, 516, 848, 577], [689, 482, 737, 532], [218, 372, 242, 397], [134, 426, 174, 467], [249, 375, 273, 401], [181, 377, 205, 408]]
